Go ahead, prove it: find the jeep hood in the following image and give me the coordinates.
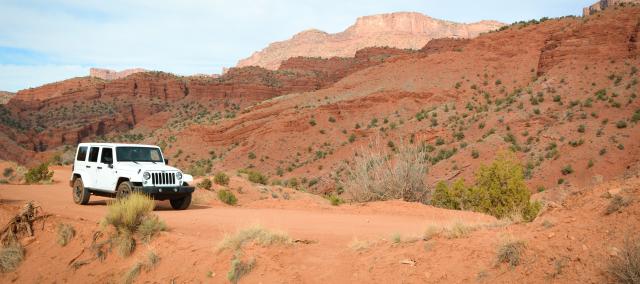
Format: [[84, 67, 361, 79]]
[[116, 162, 182, 173]]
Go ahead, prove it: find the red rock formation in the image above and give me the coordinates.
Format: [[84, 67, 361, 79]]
[[583, 0, 640, 16], [237, 12, 504, 70], [0, 47, 413, 163], [90, 68, 147, 80]]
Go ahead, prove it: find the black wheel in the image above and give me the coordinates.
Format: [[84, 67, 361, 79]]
[[170, 194, 191, 210], [116, 181, 133, 199], [72, 178, 90, 205]]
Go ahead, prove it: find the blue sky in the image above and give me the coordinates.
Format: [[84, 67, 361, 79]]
[[0, 0, 594, 92]]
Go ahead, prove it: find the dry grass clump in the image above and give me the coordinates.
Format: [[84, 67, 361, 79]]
[[342, 139, 429, 203], [0, 242, 24, 272], [496, 237, 526, 267], [348, 238, 371, 251], [445, 222, 476, 239], [217, 225, 291, 252], [606, 194, 632, 215], [101, 193, 166, 257], [122, 251, 160, 284], [56, 223, 76, 247], [609, 237, 640, 283], [227, 255, 255, 284]]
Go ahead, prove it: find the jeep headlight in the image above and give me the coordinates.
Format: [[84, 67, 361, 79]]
[[143, 172, 150, 180], [176, 172, 183, 180]]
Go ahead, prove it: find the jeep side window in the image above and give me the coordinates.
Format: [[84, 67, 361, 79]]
[[88, 147, 100, 163], [100, 148, 113, 164], [76, 146, 88, 161]]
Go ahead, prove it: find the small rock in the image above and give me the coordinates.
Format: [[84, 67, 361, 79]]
[[608, 187, 622, 195], [400, 259, 416, 266], [610, 247, 619, 257], [548, 233, 555, 239], [582, 244, 588, 251]]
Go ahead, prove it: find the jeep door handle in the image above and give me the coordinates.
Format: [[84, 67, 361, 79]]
[[86, 166, 91, 169], [97, 166, 102, 169]]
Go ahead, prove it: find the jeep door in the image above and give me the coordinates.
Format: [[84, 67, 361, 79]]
[[73, 145, 88, 180], [95, 147, 117, 192], [85, 146, 101, 188]]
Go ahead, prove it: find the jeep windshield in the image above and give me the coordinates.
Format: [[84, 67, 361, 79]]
[[116, 147, 164, 163]]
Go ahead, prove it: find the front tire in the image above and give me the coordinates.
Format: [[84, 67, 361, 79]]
[[170, 194, 191, 210], [116, 181, 133, 199], [72, 178, 90, 205]]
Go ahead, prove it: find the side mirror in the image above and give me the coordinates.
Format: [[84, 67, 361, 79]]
[[108, 164, 114, 169], [164, 159, 169, 165]]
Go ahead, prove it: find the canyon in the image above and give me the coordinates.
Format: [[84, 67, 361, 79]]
[[1, 5, 640, 284]]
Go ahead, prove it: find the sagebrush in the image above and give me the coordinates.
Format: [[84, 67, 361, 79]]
[[341, 139, 429, 203]]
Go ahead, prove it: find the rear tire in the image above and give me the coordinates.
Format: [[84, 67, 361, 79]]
[[170, 194, 191, 210], [72, 178, 90, 205], [116, 181, 133, 199]]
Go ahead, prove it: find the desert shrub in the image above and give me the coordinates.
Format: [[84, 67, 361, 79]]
[[247, 152, 256, 159], [239, 169, 268, 184], [217, 225, 291, 252], [2, 167, 13, 178], [197, 178, 212, 190], [341, 139, 429, 203], [609, 237, 640, 283], [432, 180, 475, 210], [606, 195, 632, 215], [561, 165, 574, 175], [327, 194, 343, 206], [471, 149, 480, 159], [617, 120, 628, 129], [214, 172, 230, 186], [188, 159, 212, 176], [56, 223, 76, 247], [246, 170, 268, 185], [228, 256, 255, 284], [24, 163, 53, 184], [217, 189, 237, 205], [432, 152, 541, 221], [0, 242, 24, 272], [497, 238, 525, 267], [101, 193, 165, 256]]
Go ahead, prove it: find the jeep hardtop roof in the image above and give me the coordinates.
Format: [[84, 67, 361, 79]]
[[77, 143, 161, 148]]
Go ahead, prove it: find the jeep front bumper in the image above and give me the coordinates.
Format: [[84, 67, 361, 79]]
[[133, 185, 195, 200]]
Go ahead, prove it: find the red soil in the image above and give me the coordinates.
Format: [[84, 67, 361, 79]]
[[0, 165, 638, 283]]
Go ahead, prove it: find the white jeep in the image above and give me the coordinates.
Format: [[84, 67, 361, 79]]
[[69, 143, 195, 210]]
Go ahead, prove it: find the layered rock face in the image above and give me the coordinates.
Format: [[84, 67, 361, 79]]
[[90, 68, 147, 80], [0, 91, 14, 104], [0, 47, 412, 163], [237, 12, 504, 70], [583, 0, 640, 16]]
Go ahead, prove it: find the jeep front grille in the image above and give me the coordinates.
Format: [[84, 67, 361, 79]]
[[151, 172, 176, 186]]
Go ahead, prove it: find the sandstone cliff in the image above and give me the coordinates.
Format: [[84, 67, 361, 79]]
[[90, 68, 147, 80], [0, 91, 14, 104], [236, 12, 504, 70]]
